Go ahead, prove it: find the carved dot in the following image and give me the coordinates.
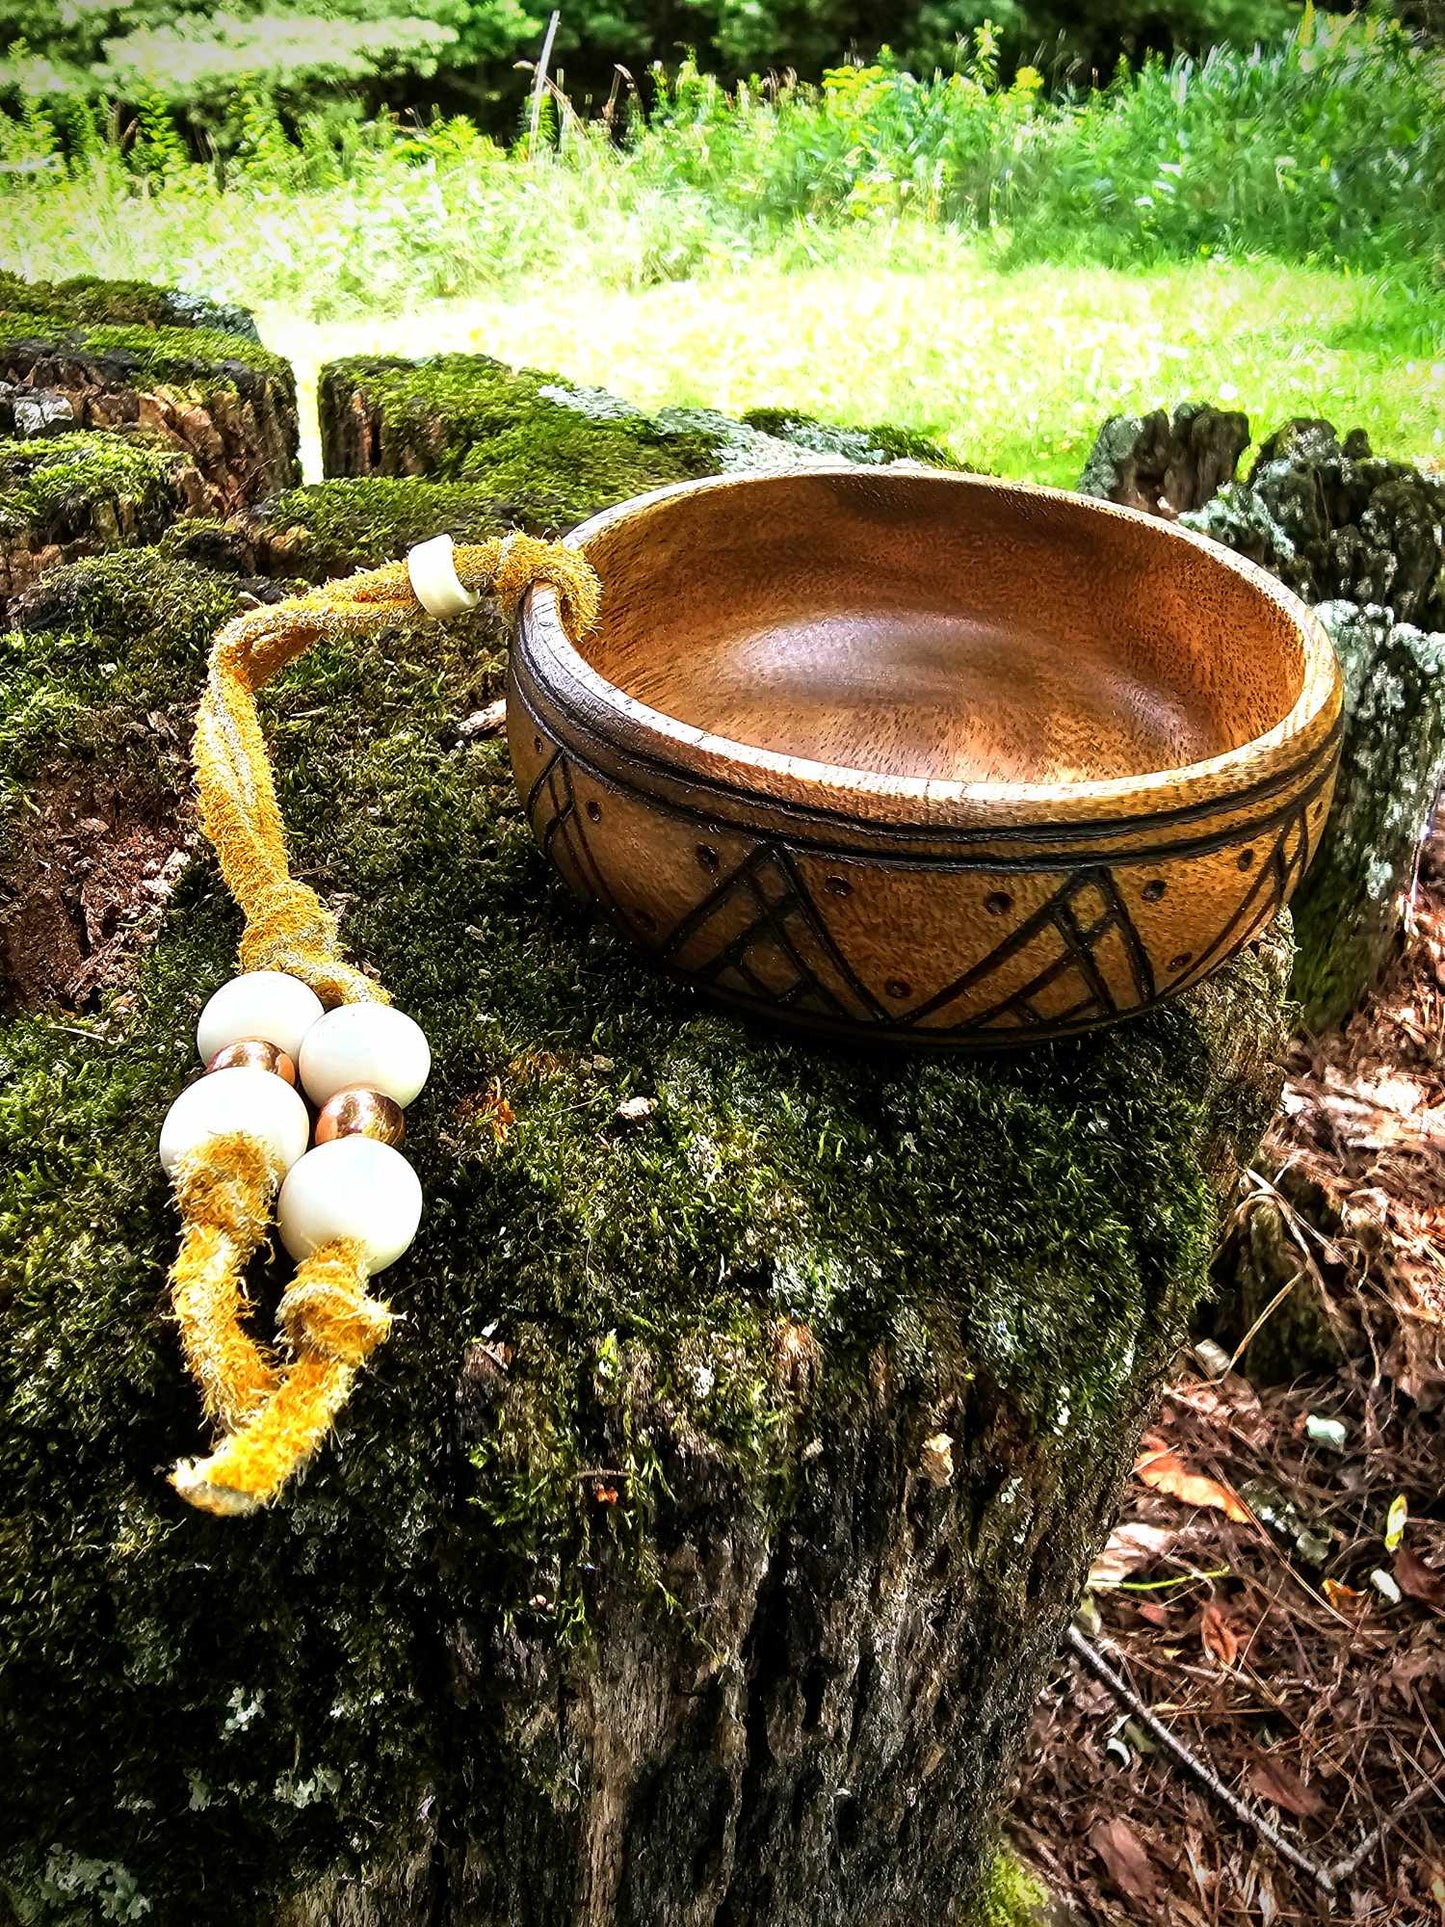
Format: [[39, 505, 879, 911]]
[[1142, 879, 1166, 903], [696, 844, 719, 872], [886, 978, 911, 1000], [585, 800, 602, 823], [985, 891, 1012, 917], [825, 875, 851, 897], [1237, 848, 1255, 870], [634, 908, 656, 932], [1169, 952, 1192, 972]]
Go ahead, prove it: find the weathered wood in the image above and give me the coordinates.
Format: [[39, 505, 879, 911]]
[[1076, 401, 1249, 517], [1, 276, 298, 511], [1288, 602, 1445, 1031], [0, 430, 209, 607], [1179, 420, 1445, 1027], [1183, 420, 1445, 632]]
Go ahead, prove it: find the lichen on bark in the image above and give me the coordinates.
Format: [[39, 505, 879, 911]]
[[1181, 419, 1445, 632], [1288, 601, 1445, 1031]]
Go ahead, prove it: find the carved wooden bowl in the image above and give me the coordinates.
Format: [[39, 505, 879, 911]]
[[508, 468, 1342, 1046]]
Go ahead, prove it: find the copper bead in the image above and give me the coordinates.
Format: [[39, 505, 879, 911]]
[[314, 1087, 406, 1148], [205, 1038, 298, 1085]]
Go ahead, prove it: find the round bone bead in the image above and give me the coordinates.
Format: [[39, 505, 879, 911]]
[[277, 1136, 423, 1273], [159, 1065, 310, 1177], [196, 971, 324, 1065], [315, 1087, 406, 1147], [205, 1038, 298, 1085], [298, 1003, 431, 1109]]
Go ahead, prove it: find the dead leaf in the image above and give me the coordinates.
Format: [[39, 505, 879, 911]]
[[1249, 1754, 1324, 1819], [1396, 1544, 1445, 1611], [1136, 1434, 1251, 1522], [1136, 1600, 1171, 1627], [1089, 1816, 1157, 1903], [1200, 1601, 1239, 1667], [1322, 1577, 1363, 1609], [1089, 1520, 1176, 1588]]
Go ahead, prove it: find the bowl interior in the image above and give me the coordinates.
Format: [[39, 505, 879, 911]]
[[572, 471, 1308, 787]]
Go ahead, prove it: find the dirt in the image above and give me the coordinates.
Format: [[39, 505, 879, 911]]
[[0, 763, 190, 1014]]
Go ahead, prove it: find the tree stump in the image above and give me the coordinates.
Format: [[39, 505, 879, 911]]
[[318, 354, 961, 529], [1083, 403, 1445, 1030], [2, 297, 1293, 1926], [0, 430, 209, 607], [0, 280, 298, 511], [1076, 401, 1249, 517], [1183, 420, 1445, 632], [1179, 420, 1445, 1029], [1287, 601, 1445, 1031]]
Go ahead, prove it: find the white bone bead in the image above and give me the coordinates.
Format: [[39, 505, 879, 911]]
[[277, 1137, 423, 1272], [159, 1066, 310, 1177], [407, 533, 479, 618], [298, 1003, 431, 1109], [196, 971, 324, 1064]]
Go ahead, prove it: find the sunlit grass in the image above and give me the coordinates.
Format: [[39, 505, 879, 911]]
[[255, 240, 1443, 488]]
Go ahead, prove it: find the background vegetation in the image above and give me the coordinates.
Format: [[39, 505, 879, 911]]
[[0, 9, 1439, 479]]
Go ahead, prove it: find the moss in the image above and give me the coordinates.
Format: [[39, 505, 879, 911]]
[[740, 406, 968, 470], [0, 483, 1289, 1920], [0, 271, 259, 343], [969, 1853, 1051, 1926], [237, 477, 514, 578], [0, 549, 246, 813], [0, 309, 289, 388], [316, 357, 966, 536], [0, 432, 191, 550], [320, 353, 726, 527]]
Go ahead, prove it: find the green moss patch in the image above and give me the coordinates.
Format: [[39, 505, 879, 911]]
[[237, 476, 515, 579], [0, 271, 259, 343], [317, 354, 964, 534], [0, 307, 291, 388], [0, 431, 194, 554], [0, 513, 1289, 1918]]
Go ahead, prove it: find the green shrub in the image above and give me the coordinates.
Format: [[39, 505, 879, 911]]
[[0, 18, 1439, 309]]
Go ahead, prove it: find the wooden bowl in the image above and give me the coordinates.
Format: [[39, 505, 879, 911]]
[[508, 468, 1341, 1046]]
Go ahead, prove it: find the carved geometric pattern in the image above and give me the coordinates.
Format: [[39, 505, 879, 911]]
[[656, 842, 887, 1023], [520, 717, 1333, 1043]]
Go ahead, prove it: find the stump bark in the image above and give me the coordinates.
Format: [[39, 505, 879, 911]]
[[1076, 401, 1249, 517], [0, 430, 208, 607], [1083, 403, 1445, 1031], [2, 297, 1292, 1927], [0, 280, 298, 511]]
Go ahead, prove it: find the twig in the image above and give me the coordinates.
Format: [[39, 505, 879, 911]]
[[1066, 1623, 1336, 1895], [1326, 1776, 1434, 1884], [529, 11, 561, 154]]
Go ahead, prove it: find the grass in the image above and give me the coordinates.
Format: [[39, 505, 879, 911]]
[[256, 235, 1443, 488], [0, 15, 1438, 484]]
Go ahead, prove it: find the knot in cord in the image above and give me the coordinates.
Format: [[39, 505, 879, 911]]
[[238, 879, 388, 1007], [280, 1253, 392, 1368], [484, 532, 601, 638], [173, 1132, 279, 1237]]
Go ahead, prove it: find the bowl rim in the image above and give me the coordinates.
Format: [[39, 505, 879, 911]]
[[518, 465, 1343, 832]]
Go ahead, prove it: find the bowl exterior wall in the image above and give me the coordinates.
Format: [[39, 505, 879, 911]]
[[508, 638, 1340, 1048]]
